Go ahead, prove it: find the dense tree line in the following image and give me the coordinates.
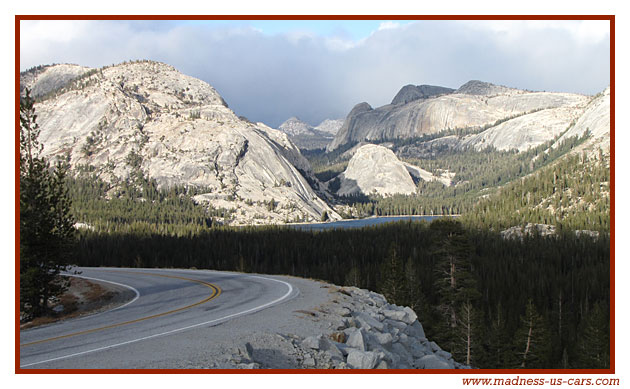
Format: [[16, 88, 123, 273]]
[[67, 169, 233, 236], [74, 220, 610, 369]]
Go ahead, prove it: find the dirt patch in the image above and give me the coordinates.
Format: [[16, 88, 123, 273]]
[[20, 276, 135, 329]]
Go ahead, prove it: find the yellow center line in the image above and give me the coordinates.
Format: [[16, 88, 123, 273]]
[[20, 270, 222, 347]]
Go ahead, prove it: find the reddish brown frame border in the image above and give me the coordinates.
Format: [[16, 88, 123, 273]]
[[15, 14, 615, 375]]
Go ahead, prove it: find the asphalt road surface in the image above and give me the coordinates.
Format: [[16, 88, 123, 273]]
[[19, 267, 298, 369]]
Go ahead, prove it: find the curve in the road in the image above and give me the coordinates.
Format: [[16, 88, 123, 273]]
[[20, 269, 296, 368], [20, 270, 221, 348]]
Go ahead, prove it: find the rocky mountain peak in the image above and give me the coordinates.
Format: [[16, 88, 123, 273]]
[[278, 116, 313, 136], [348, 102, 373, 115], [391, 84, 455, 105], [314, 118, 344, 135], [455, 80, 518, 96]]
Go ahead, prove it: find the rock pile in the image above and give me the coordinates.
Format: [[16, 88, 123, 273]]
[[286, 286, 467, 369]]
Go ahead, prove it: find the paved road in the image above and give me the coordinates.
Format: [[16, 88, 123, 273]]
[[19, 267, 298, 369]]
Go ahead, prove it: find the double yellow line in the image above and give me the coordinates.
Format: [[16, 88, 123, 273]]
[[20, 271, 221, 347]]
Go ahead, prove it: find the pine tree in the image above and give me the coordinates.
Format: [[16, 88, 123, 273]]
[[379, 244, 408, 305], [574, 302, 610, 368], [20, 89, 76, 320], [431, 219, 479, 329], [484, 302, 512, 368], [513, 299, 552, 368], [455, 300, 482, 366], [404, 257, 429, 320]]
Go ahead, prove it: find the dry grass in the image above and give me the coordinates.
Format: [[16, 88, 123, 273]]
[[328, 331, 346, 343], [293, 309, 318, 318], [20, 277, 117, 329]]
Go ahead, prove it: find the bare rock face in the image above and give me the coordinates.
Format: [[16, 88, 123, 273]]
[[25, 61, 338, 225], [391, 84, 455, 105], [314, 118, 343, 135], [277, 117, 340, 150], [455, 80, 518, 96], [337, 144, 417, 197], [501, 223, 557, 240], [278, 116, 312, 136], [327, 80, 588, 152], [20, 64, 92, 98], [460, 106, 586, 152], [552, 87, 610, 154]]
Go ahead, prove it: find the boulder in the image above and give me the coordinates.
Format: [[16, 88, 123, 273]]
[[403, 320, 426, 340], [353, 311, 385, 332], [407, 338, 428, 358], [382, 309, 408, 322], [369, 332, 393, 347], [345, 328, 367, 351], [436, 350, 453, 361], [429, 341, 441, 352], [416, 354, 452, 369], [391, 342, 413, 365], [384, 318, 407, 331], [302, 356, 316, 368], [347, 350, 380, 369], [367, 292, 387, 307], [370, 343, 401, 368], [320, 338, 344, 361], [301, 335, 322, 350], [402, 307, 418, 324]]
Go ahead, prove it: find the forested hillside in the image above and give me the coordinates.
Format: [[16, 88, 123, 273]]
[[463, 152, 609, 232], [316, 131, 610, 233]]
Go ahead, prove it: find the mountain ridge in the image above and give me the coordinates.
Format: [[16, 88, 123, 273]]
[[22, 60, 339, 225], [277, 116, 342, 150], [327, 80, 590, 152]]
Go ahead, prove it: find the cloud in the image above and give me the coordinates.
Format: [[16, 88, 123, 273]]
[[377, 21, 401, 31], [19, 20, 610, 128]]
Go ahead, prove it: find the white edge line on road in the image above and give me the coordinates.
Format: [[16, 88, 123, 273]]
[[63, 273, 141, 314], [21, 274, 294, 368]]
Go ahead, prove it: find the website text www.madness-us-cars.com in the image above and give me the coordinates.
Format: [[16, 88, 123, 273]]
[[462, 377, 619, 386]]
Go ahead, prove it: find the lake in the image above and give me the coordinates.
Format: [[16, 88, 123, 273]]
[[289, 215, 451, 231]]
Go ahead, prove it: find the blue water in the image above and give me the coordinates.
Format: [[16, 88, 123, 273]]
[[290, 215, 448, 231]]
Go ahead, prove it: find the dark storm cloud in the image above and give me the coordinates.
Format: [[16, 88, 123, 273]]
[[20, 20, 610, 128]]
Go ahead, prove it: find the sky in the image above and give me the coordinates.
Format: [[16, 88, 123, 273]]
[[20, 19, 611, 129]]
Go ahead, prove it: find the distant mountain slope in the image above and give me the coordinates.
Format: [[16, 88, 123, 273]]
[[20, 63, 92, 98], [552, 87, 610, 154], [390, 84, 455, 105], [278, 117, 342, 150], [327, 81, 588, 151], [314, 118, 344, 134], [459, 107, 585, 152], [454, 80, 518, 96], [22, 61, 338, 225]]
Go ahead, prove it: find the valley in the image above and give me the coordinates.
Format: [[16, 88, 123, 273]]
[[19, 59, 611, 370]]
